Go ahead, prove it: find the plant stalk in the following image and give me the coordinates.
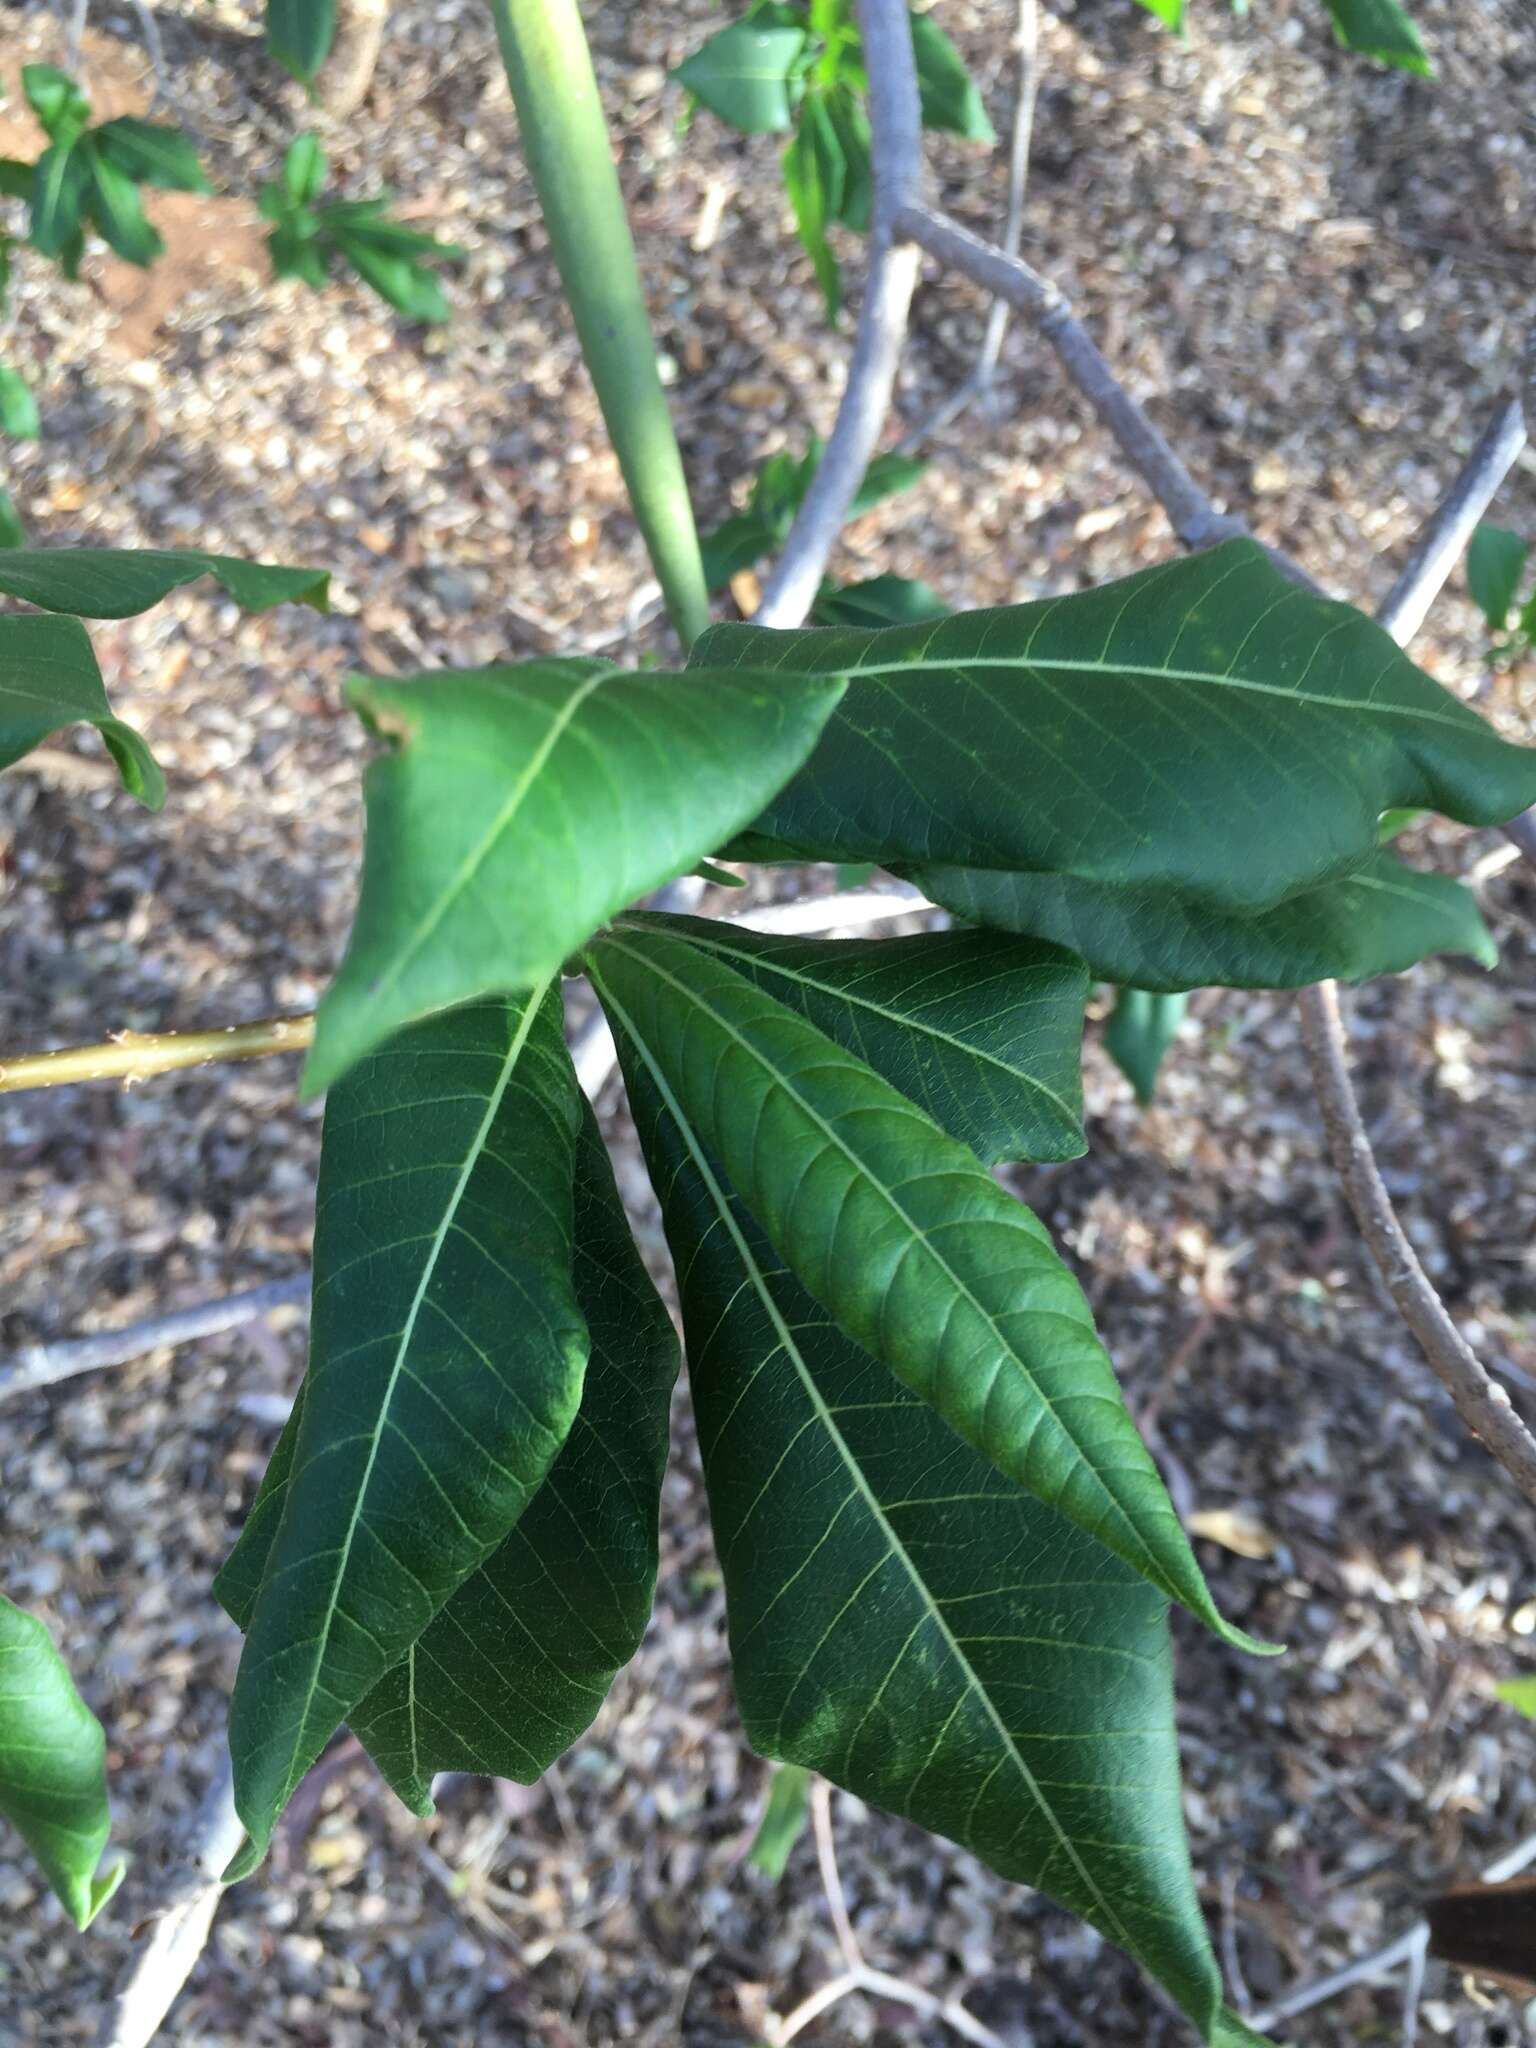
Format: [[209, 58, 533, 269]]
[[488, 0, 711, 646], [0, 1015, 314, 1095]]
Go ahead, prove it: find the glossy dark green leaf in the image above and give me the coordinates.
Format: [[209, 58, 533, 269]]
[[0, 365, 38, 440], [1105, 988, 1188, 1107], [701, 542, 1536, 911], [783, 93, 844, 318], [908, 11, 995, 143], [616, 1052, 1232, 2034], [346, 1103, 679, 1810], [0, 1593, 123, 1929], [811, 572, 949, 629], [626, 911, 1086, 1163], [589, 925, 1266, 1652], [0, 612, 163, 804], [21, 66, 90, 144], [1321, 0, 1430, 72], [81, 142, 163, 267], [29, 141, 87, 262], [922, 848, 1497, 993], [674, 18, 810, 133], [267, 0, 338, 83], [94, 117, 211, 194], [225, 990, 589, 1872], [1467, 525, 1528, 636], [749, 1763, 811, 1880], [305, 656, 845, 1094], [0, 547, 329, 618]]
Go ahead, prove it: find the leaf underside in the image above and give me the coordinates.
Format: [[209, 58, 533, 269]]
[[0, 611, 163, 804], [224, 989, 589, 1870]]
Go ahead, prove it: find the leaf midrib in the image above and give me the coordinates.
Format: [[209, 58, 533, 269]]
[[626, 917, 1078, 1140], [366, 666, 608, 1007], [593, 965, 1131, 1945], [262, 982, 550, 1817], [598, 935, 1169, 1599]]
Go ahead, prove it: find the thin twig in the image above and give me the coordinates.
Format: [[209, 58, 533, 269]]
[[95, 1753, 244, 2048], [898, 0, 1038, 453], [131, 0, 177, 116], [895, 203, 1250, 552], [810, 1778, 861, 1970], [1376, 397, 1528, 643], [0, 1015, 314, 1097], [753, 0, 924, 628], [63, 0, 90, 73]]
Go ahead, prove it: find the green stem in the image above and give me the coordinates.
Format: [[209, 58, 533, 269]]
[[488, 0, 712, 647]]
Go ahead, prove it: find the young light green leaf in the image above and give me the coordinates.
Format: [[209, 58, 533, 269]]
[[782, 93, 845, 318], [674, 17, 810, 133], [908, 11, 995, 143], [700, 445, 925, 591], [1104, 987, 1188, 1107], [700, 541, 1536, 911], [0, 547, 329, 617], [267, 0, 338, 83], [1467, 524, 1528, 636], [627, 911, 1086, 1163], [0, 612, 163, 804], [1320, 0, 1431, 73], [346, 1102, 680, 1811], [282, 133, 327, 208], [921, 849, 1498, 992], [1134, 0, 1185, 26], [0, 1593, 123, 1930], [226, 990, 589, 1873], [749, 1764, 811, 1881], [616, 1055, 1237, 2033], [21, 66, 90, 144], [1494, 1676, 1536, 1719], [589, 925, 1270, 1653], [305, 656, 845, 1094], [94, 117, 211, 194], [0, 364, 39, 440]]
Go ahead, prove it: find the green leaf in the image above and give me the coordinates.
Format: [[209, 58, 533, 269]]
[[0, 489, 25, 549], [1104, 987, 1187, 1107], [21, 66, 90, 144], [628, 911, 1086, 1163], [700, 542, 1536, 911], [1320, 0, 1431, 73], [589, 924, 1268, 1653], [267, 220, 329, 288], [328, 226, 451, 324], [673, 17, 810, 133], [29, 141, 87, 263], [80, 142, 164, 267], [908, 11, 995, 143], [93, 117, 211, 194], [1494, 1677, 1536, 1718], [700, 510, 778, 592], [824, 85, 872, 231], [615, 1055, 1234, 2034], [0, 364, 39, 440], [0, 546, 329, 618], [811, 572, 949, 628], [305, 655, 845, 1094], [1134, 0, 1185, 26], [701, 447, 925, 593], [225, 990, 589, 1872], [0, 159, 37, 203], [921, 849, 1498, 992], [0, 1593, 123, 1929], [0, 612, 163, 804], [749, 1763, 811, 1880], [267, 0, 338, 83], [848, 449, 927, 516], [782, 93, 844, 319], [1467, 524, 1528, 636], [282, 133, 328, 209], [346, 1102, 680, 1811]]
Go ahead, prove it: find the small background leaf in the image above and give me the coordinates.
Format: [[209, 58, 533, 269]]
[[0, 612, 162, 804], [267, 0, 338, 83], [674, 18, 809, 132], [1104, 987, 1188, 1106], [1320, 0, 1431, 72], [0, 547, 328, 618], [1467, 524, 1529, 635], [748, 1764, 811, 1880]]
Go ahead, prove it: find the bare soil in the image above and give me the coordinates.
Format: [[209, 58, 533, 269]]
[[1, 0, 1534, 2043]]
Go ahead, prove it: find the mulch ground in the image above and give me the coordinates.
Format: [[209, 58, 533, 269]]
[[1, 0, 1534, 2041]]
